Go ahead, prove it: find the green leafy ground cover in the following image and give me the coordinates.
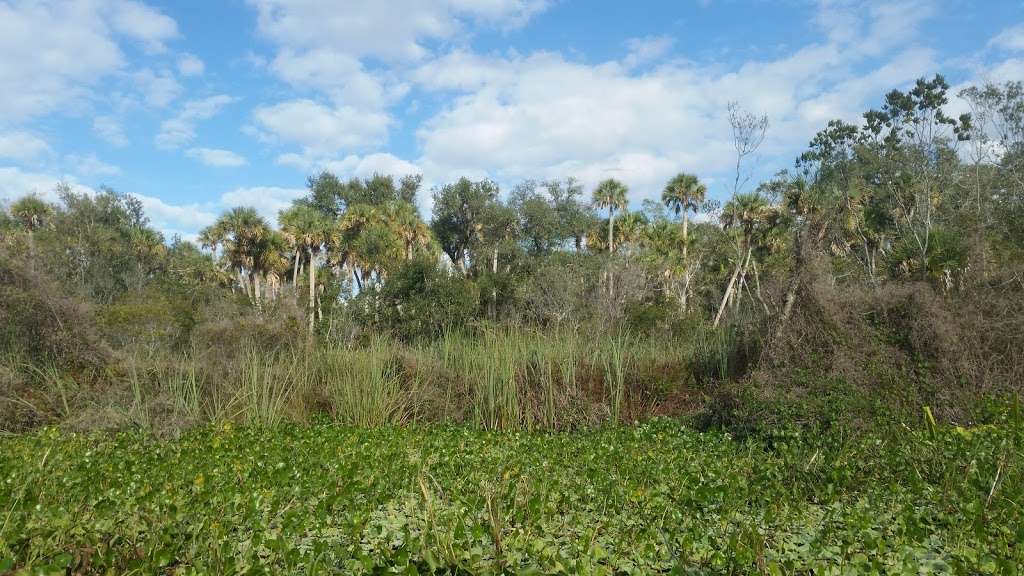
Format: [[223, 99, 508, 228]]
[[1, 411, 1022, 575]]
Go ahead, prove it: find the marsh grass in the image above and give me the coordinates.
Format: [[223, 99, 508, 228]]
[[320, 338, 413, 427], [234, 348, 303, 428], [9, 328, 705, 432], [23, 364, 77, 421]]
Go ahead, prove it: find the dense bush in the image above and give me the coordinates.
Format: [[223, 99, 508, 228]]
[[355, 256, 480, 341]]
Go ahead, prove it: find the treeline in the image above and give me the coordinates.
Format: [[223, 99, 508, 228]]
[[1, 76, 1022, 433]]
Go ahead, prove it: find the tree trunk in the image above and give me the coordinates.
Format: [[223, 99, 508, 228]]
[[253, 273, 262, 312], [491, 247, 498, 320], [308, 247, 317, 332], [714, 247, 751, 327], [239, 269, 251, 299], [292, 248, 301, 301], [608, 208, 615, 254], [27, 231, 35, 274], [682, 212, 689, 263]]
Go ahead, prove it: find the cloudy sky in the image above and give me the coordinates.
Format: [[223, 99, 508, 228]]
[[1, 0, 1022, 240]]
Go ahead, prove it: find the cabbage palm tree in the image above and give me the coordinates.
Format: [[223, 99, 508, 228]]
[[200, 207, 272, 304], [280, 204, 331, 329], [662, 173, 706, 262], [714, 193, 779, 326], [616, 211, 648, 256], [10, 195, 53, 273], [592, 179, 628, 253], [384, 201, 432, 260]]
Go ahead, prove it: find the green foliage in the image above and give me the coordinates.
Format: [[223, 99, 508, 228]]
[[2, 410, 1021, 574], [357, 256, 480, 340], [431, 177, 500, 271]]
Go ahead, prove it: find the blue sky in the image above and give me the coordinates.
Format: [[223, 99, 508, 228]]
[[1, 0, 1022, 241]]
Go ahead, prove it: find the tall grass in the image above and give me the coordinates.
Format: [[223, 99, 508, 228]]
[[693, 322, 737, 381], [23, 364, 77, 421], [8, 328, 698, 432], [235, 348, 303, 428], [602, 333, 628, 425], [320, 339, 412, 427]]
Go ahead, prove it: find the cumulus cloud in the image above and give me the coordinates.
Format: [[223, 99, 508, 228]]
[[0, 167, 95, 204], [990, 23, 1024, 53], [68, 154, 121, 177], [156, 95, 236, 148], [129, 192, 217, 237], [134, 68, 183, 107], [248, 0, 548, 62], [177, 53, 205, 76], [252, 99, 391, 155], [0, 132, 51, 163], [186, 147, 248, 167], [93, 116, 129, 147], [0, 0, 179, 125], [221, 186, 307, 224], [410, 1, 941, 202], [247, 0, 551, 166], [107, 0, 178, 52]]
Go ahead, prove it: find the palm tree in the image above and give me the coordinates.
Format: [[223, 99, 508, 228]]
[[714, 193, 779, 326], [616, 211, 648, 256], [280, 204, 331, 330], [384, 201, 432, 260], [592, 179, 628, 253], [662, 173, 706, 262], [10, 195, 53, 273], [201, 207, 272, 305]]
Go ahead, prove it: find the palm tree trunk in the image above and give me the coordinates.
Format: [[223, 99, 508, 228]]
[[608, 208, 615, 254], [308, 248, 317, 332], [292, 248, 300, 301], [682, 212, 689, 263], [253, 273, 263, 312], [491, 247, 498, 320], [714, 247, 751, 327], [27, 230, 35, 274]]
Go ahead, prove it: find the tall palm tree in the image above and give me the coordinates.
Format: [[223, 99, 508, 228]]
[[592, 179, 628, 253], [616, 211, 648, 256], [201, 207, 272, 305], [384, 201, 432, 260], [10, 195, 53, 273], [662, 173, 706, 262], [280, 204, 331, 330], [714, 193, 779, 326]]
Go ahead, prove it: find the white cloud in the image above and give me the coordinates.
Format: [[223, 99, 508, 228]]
[[0, 0, 179, 125], [93, 116, 129, 147], [990, 23, 1024, 53], [177, 53, 206, 77], [252, 99, 391, 155], [221, 186, 307, 224], [248, 0, 548, 62], [69, 154, 121, 177], [129, 192, 217, 235], [156, 95, 236, 148], [623, 36, 675, 68], [0, 132, 51, 163], [107, 0, 178, 52], [247, 0, 551, 164], [411, 1, 939, 202], [269, 49, 407, 109], [187, 147, 248, 167], [0, 167, 95, 204], [134, 68, 183, 107]]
